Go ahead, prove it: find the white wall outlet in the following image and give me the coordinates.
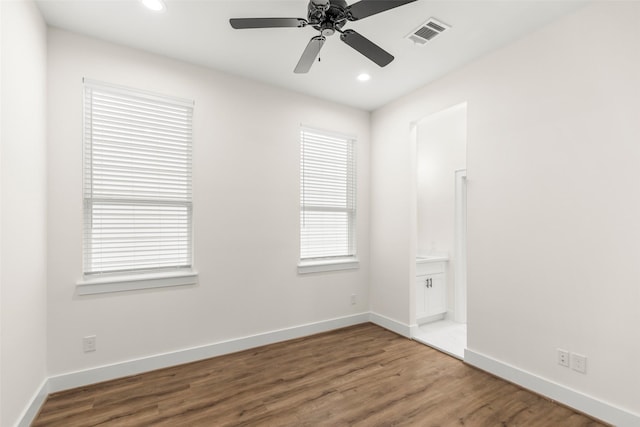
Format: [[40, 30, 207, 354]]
[[83, 335, 96, 353], [571, 353, 587, 373], [557, 348, 570, 367], [350, 294, 357, 305]]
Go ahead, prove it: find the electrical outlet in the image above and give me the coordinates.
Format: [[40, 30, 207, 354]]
[[557, 349, 570, 367], [350, 294, 356, 305], [83, 335, 96, 353], [571, 353, 587, 374]]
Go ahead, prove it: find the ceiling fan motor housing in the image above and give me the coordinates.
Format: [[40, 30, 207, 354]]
[[308, 0, 348, 35]]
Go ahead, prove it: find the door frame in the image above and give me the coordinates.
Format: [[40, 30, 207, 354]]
[[454, 169, 467, 323]]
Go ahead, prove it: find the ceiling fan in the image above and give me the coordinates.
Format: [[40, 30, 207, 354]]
[[229, 0, 417, 73]]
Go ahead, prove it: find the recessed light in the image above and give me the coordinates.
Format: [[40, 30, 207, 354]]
[[357, 73, 371, 82], [142, 0, 166, 12]]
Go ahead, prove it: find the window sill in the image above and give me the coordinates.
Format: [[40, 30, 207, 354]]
[[298, 258, 359, 274], [76, 270, 198, 295]]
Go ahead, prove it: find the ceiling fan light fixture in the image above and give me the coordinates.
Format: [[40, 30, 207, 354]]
[[142, 0, 166, 12], [357, 73, 371, 82]]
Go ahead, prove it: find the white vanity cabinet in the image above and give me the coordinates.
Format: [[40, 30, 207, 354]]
[[416, 257, 447, 323]]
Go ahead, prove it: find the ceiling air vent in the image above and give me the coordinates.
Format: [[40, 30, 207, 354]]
[[406, 18, 450, 46]]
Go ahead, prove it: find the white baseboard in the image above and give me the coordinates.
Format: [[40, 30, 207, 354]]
[[368, 311, 411, 337], [48, 312, 370, 393], [465, 349, 640, 427], [409, 323, 419, 337], [22, 315, 637, 427], [19, 313, 369, 426], [16, 378, 49, 427]]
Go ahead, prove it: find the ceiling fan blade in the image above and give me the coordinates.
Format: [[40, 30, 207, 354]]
[[230, 17, 307, 29], [294, 36, 326, 74], [347, 0, 417, 21], [340, 29, 393, 67]]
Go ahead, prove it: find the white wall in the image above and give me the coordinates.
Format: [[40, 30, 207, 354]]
[[371, 0, 640, 419], [0, 1, 49, 426], [47, 28, 370, 377]]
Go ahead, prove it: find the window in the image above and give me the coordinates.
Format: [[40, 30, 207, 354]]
[[299, 127, 357, 273], [79, 79, 196, 294]]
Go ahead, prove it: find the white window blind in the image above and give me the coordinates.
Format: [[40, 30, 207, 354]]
[[83, 80, 194, 276], [300, 127, 356, 261]]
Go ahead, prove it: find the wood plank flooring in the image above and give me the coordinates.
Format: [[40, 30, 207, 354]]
[[33, 323, 608, 426]]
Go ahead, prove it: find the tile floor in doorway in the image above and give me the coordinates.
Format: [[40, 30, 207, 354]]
[[413, 320, 467, 360]]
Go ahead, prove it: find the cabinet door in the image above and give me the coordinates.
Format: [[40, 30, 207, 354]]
[[416, 275, 428, 319], [426, 273, 446, 316]]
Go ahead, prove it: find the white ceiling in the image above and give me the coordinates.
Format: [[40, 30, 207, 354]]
[[35, 0, 587, 111]]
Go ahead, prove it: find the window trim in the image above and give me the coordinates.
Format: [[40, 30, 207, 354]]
[[298, 126, 358, 274], [297, 257, 359, 274], [79, 79, 197, 294], [77, 270, 198, 295]]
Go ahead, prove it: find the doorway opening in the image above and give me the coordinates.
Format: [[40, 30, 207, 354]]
[[411, 102, 467, 359]]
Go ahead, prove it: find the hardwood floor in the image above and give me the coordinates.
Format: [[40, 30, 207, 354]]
[[33, 323, 608, 426]]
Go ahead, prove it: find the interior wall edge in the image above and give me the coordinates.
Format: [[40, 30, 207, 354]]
[[1, 0, 49, 425], [368, 311, 412, 338], [15, 378, 49, 427]]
